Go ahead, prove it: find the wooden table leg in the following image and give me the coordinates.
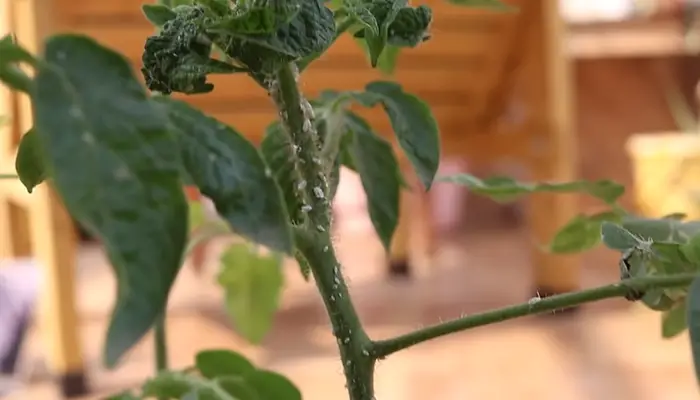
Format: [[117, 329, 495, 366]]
[[527, 175, 580, 300], [30, 187, 87, 397], [387, 162, 435, 279], [185, 186, 207, 275]]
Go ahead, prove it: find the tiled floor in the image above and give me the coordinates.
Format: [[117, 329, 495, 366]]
[[7, 171, 700, 399]]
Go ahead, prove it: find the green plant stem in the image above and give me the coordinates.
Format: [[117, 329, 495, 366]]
[[372, 273, 698, 358], [298, 18, 355, 72], [271, 63, 375, 400], [154, 314, 168, 372], [0, 174, 17, 179]]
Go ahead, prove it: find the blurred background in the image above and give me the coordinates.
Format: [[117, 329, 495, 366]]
[[4, 0, 700, 399]]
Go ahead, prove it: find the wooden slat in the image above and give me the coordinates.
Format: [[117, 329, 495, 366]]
[[568, 19, 694, 58], [55, 0, 522, 22]]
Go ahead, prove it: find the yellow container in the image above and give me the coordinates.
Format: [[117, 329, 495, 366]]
[[626, 132, 700, 218]]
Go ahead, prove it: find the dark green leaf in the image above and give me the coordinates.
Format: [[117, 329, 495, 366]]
[[208, 2, 302, 33], [220, 0, 336, 73], [662, 299, 688, 338], [650, 242, 695, 274], [548, 211, 620, 253], [0, 37, 37, 93], [621, 216, 700, 244], [0, 35, 38, 66], [217, 377, 261, 400], [141, 6, 246, 95], [375, 44, 401, 75], [683, 233, 700, 266], [353, 0, 403, 67], [15, 128, 47, 193], [195, 349, 256, 379], [601, 222, 642, 251], [260, 122, 304, 226], [246, 370, 301, 400], [0, 65, 33, 93], [157, 98, 293, 254], [142, 371, 193, 398], [218, 243, 284, 344], [687, 276, 700, 384], [643, 290, 678, 311], [356, 81, 440, 189], [345, 112, 400, 250], [385, 5, 432, 47], [142, 4, 177, 27], [33, 35, 188, 367], [440, 174, 625, 204]]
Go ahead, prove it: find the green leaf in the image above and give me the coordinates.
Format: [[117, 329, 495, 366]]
[[351, 0, 431, 67], [220, 0, 336, 73], [384, 5, 432, 47], [356, 81, 440, 189], [195, 349, 256, 379], [688, 276, 700, 385], [0, 35, 38, 66], [141, 6, 247, 95], [662, 299, 688, 338], [650, 242, 695, 275], [246, 370, 301, 400], [0, 64, 33, 93], [621, 217, 700, 244], [208, 2, 303, 33], [142, 371, 194, 398], [33, 35, 188, 367], [218, 243, 284, 344], [375, 44, 401, 75], [439, 174, 625, 205], [142, 4, 178, 27], [682, 233, 700, 265], [548, 211, 621, 253], [354, 38, 402, 75], [446, 0, 516, 11], [0, 36, 37, 93], [157, 98, 293, 254], [643, 290, 678, 311], [260, 122, 304, 226], [601, 222, 642, 251], [15, 128, 47, 193], [216, 377, 261, 400], [345, 112, 400, 251]]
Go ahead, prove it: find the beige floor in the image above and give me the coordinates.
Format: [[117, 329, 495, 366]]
[[7, 171, 700, 400]]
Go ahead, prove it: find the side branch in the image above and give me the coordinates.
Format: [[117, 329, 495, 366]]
[[371, 274, 698, 358]]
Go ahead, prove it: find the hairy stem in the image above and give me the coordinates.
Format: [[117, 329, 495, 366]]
[[154, 314, 168, 372], [372, 273, 698, 358], [270, 62, 375, 400]]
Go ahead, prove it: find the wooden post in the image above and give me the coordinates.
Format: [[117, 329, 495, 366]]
[[522, 1, 580, 298], [6, 0, 88, 395], [0, 1, 31, 259], [387, 160, 435, 279]]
